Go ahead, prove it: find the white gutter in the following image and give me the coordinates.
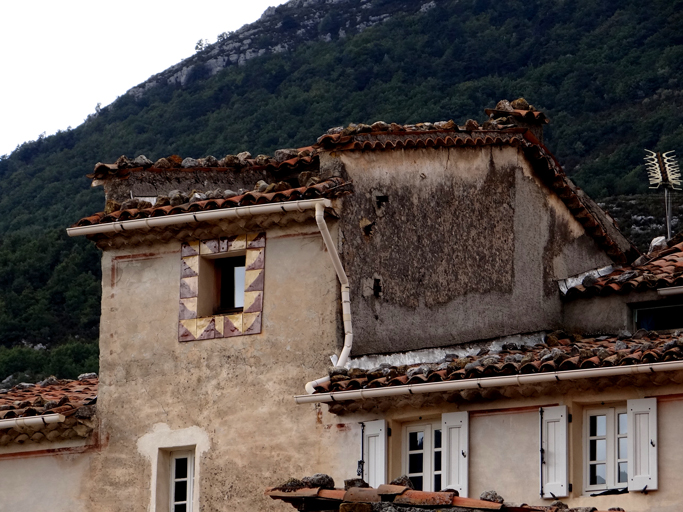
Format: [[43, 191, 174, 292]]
[[294, 360, 683, 404], [66, 198, 334, 237], [0, 413, 66, 430], [303, 202, 354, 394], [658, 286, 683, 296]]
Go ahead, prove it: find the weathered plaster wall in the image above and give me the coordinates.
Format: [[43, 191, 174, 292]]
[[335, 147, 612, 355], [83, 221, 355, 512], [562, 290, 660, 335], [318, 378, 683, 512], [0, 445, 94, 512]]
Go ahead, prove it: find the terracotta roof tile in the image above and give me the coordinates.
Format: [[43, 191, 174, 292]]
[[564, 240, 683, 298], [314, 332, 683, 395], [0, 376, 98, 420], [88, 152, 318, 180], [265, 482, 586, 511], [72, 178, 352, 228]]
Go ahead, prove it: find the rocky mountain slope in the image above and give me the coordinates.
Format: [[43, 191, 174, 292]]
[[0, 0, 681, 381]]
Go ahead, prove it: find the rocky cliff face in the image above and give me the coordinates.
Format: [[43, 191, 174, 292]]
[[128, 0, 435, 97]]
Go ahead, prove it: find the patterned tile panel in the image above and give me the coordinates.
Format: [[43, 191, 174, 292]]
[[178, 232, 265, 341]]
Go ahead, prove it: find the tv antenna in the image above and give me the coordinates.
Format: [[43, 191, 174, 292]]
[[644, 149, 681, 239]]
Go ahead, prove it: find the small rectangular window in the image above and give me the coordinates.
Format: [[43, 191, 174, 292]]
[[170, 451, 194, 512], [215, 256, 246, 313], [633, 302, 683, 331]]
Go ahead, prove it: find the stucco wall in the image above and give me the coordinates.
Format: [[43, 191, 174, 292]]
[[335, 146, 612, 355], [562, 290, 660, 335], [0, 444, 94, 512], [313, 378, 683, 512], [83, 220, 353, 512]]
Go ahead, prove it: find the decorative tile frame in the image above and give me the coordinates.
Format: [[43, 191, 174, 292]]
[[178, 232, 265, 341]]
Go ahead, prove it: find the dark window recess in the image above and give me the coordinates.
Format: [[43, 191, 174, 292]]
[[373, 278, 383, 298], [375, 195, 389, 209], [215, 256, 246, 313], [634, 303, 683, 331]]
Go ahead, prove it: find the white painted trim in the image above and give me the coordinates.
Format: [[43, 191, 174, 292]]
[[442, 412, 468, 496], [363, 419, 387, 488], [137, 423, 210, 512], [541, 406, 568, 498], [627, 398, 658, 491]]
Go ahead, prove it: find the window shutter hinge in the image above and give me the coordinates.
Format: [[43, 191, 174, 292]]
[[568, 414, 572, 423], [568, 483, 572, 492], [387, 427, 392, 437]]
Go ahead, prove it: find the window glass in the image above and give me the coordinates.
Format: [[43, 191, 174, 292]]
[[409, 431, 424, 451], [216, 256, 246, 313], [635, 303, 683, 330], [171, 452, 194, 512], [404, 423, 442, 492], [233, 265, 245, 308], [590, 464, 606, 485], [586, 408, 628, 491], [618, 413, 627, 435]]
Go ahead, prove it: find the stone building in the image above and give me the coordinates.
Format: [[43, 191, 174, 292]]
[[61, 101, 683, 511]]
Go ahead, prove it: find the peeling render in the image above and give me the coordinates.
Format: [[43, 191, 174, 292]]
[[349, 332, 546, 369]]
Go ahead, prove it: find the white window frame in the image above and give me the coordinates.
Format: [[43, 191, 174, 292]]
[[402, 420, 443, 492], [583, 407, 627, 492], [170, 450, 195, 512]]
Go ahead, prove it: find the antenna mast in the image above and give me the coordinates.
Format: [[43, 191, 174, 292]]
[[644, 149, 681, 239]]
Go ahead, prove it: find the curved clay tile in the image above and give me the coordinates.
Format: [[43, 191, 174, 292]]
[[427, 370, 447, 382], [367, 377, 388, 389]]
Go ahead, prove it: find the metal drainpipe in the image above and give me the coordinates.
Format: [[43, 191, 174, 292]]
[[304, 202, 354, 394]]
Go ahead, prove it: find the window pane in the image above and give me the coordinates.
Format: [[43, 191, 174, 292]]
[[618, 413, 627, 435], [618, 462, 628, 483], [409, 431, 424, 451], [589, 439, 606, 461], [590, 415, 606, 437], [408, 453, 424, 474], [434, 450, 441, 472], [234, 266, 245, 308], [174, 505, 186, 512], [175, 457, 188, 479], [410, 476, 423, 491], [434, 474, 442, 492], [618, 437, 628, 460], [590, 464, 606, 485], [434, 429, 442, 449], [174, 481, 187, 502]]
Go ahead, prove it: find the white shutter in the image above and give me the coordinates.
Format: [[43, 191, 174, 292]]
[[627, 398, 658, 491], [442, 412, 468, 497], [541, 406, 568, 498], [363, 419, 387, 488]]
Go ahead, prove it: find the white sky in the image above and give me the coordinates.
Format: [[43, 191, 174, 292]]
[[0, 0, 288, 156]]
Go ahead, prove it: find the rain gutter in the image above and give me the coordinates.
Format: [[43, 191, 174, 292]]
[[66, 198, 334, 237], [0, 413, 66, 430], [657, 286, 683, 297], [294, 360, 683, 404]]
